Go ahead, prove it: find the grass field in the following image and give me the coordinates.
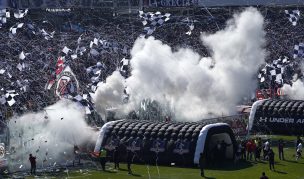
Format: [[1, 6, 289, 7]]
[[24, 147, 304, 179]]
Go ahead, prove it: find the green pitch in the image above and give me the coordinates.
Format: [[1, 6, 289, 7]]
[[32, 147, 302, 179]]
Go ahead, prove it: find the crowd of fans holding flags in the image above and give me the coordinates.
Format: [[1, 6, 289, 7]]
[[1, 7, 304, 122]]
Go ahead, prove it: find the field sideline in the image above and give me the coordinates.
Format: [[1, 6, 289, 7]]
[[23, 147, 304, 179]]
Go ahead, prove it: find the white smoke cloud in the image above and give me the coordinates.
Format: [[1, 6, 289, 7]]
[[93, 8, 266, 121], [92, 71, 127, 119], [8, 99, 97, 171], [282, 79, 304, 100], [282, 62, 304, 99]]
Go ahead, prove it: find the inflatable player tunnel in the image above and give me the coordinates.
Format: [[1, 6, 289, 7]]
[[94, 120, 237, 166], [248, 99, 304, 135]]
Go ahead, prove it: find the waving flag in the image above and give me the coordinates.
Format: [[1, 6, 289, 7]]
[[55, 66, 79, 98], [139, 11, 170, 35], [285, 10, 300, 26]]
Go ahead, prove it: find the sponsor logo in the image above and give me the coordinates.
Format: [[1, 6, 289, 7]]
[[257, 117, 304, 124], [259, 117, 267, 122], [296, 119, 304, 124]]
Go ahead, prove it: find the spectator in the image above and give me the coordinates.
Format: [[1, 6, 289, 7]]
[[278, 139, 284, 160], [199, 153, 205, 177], [255, 144, 262, 161], [165, 116, 171, 122], [241, 140, 246, 160], [257, 138, 263, 148], [296, 142, 302, 161], [268, 148, 275, 171], [235, 142, 242, 163], [220, 140, 231, 160], [251, 141, 257, 161], [29, 154, 36, 175], [256, 138, 262, 161], [260, 172, 269, 179], [263, 140, 270, 160], [127, 150, 133, 175], [296, 136, 303, 148], [73, 145, 81, 166], [113, 146, 120, 169], [246, 140, 253, 160], [213, 141, 221, 162]]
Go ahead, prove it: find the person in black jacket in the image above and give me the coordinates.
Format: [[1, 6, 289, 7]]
[[278, 139, 284, 160], [220, 140, 231, 160], [29, 154, 36, 175], [199, 153, 205, 177], [127, 151, 133, 175], [260, 172, 269, 179], [268, 149, 275, 171], [113, 146, 120, 169]]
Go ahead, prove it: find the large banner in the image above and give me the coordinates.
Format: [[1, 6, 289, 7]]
[[127, 138, 142, 152], [104, 136, 119, 151], [55, 66, 79, 98], [173, 140, 190, 155], [150, 139, 165, 153], [256, 88, 283, 100]]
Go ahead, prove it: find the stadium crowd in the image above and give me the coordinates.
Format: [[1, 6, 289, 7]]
[[0, 6, 304, 122]]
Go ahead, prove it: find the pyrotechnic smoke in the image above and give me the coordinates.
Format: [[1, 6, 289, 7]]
[[282, 63, 304, 99], [93, 71, 127, 120], [93, 7, 266, 121], [8, 99, 97, 171], [282, 80, 304, 99]]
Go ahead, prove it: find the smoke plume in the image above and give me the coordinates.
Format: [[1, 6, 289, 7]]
[[93, 71, 127, 119], [93, 8, 266, 121], [281, 61, 304, 99], [8, 99, 96, 171]]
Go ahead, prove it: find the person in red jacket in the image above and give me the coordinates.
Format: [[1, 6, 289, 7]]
[[246, 140, 253, 160]]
